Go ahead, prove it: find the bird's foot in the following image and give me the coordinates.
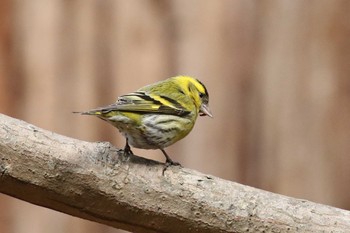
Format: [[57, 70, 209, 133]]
[[123, 143, 134, 157], [162, 158, 182, 175]]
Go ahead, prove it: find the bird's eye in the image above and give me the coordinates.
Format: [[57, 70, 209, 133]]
[[199, 93, 204, 98]]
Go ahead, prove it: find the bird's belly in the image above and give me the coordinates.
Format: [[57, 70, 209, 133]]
[[108, 114, 194, 149]]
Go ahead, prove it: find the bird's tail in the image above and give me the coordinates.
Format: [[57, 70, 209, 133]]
[[72, 109, 103, 115]]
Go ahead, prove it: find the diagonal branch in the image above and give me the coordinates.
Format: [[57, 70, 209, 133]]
[[0, 113, 349, 233]]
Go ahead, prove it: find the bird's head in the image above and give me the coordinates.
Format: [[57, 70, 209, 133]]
[[174, 76, 213, 118]]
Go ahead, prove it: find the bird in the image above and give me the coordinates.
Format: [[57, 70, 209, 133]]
[[75, 75, 212, 167]]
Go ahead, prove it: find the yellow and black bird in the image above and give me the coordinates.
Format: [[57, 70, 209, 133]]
[[76, 75, 212, 166]]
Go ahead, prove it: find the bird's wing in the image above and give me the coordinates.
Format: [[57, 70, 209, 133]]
[[86, 91, 191, 117]]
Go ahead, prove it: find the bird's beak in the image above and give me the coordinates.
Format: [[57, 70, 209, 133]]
[[200, 103, 213, 118]]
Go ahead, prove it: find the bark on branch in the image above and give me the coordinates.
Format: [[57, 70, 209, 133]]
[[0, 113, 349, 233]]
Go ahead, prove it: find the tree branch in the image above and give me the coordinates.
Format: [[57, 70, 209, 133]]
[[0, 113, 349, 233]]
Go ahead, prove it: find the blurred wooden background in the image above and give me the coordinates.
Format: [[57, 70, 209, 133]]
[[1, 0, 350, 232]]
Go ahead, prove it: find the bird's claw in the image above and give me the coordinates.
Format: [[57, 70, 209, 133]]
[[162, 159, 182, 175]]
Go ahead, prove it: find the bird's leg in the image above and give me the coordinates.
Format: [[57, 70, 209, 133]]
[[161, 149, 181, 165], [161, 149, 181, 175], [123, 138, 134, 156]]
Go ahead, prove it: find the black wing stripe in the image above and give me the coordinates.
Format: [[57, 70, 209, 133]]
[[120, 92, 164, 107], [137, 93, 163, 105], [158, 95, 184, 109]]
